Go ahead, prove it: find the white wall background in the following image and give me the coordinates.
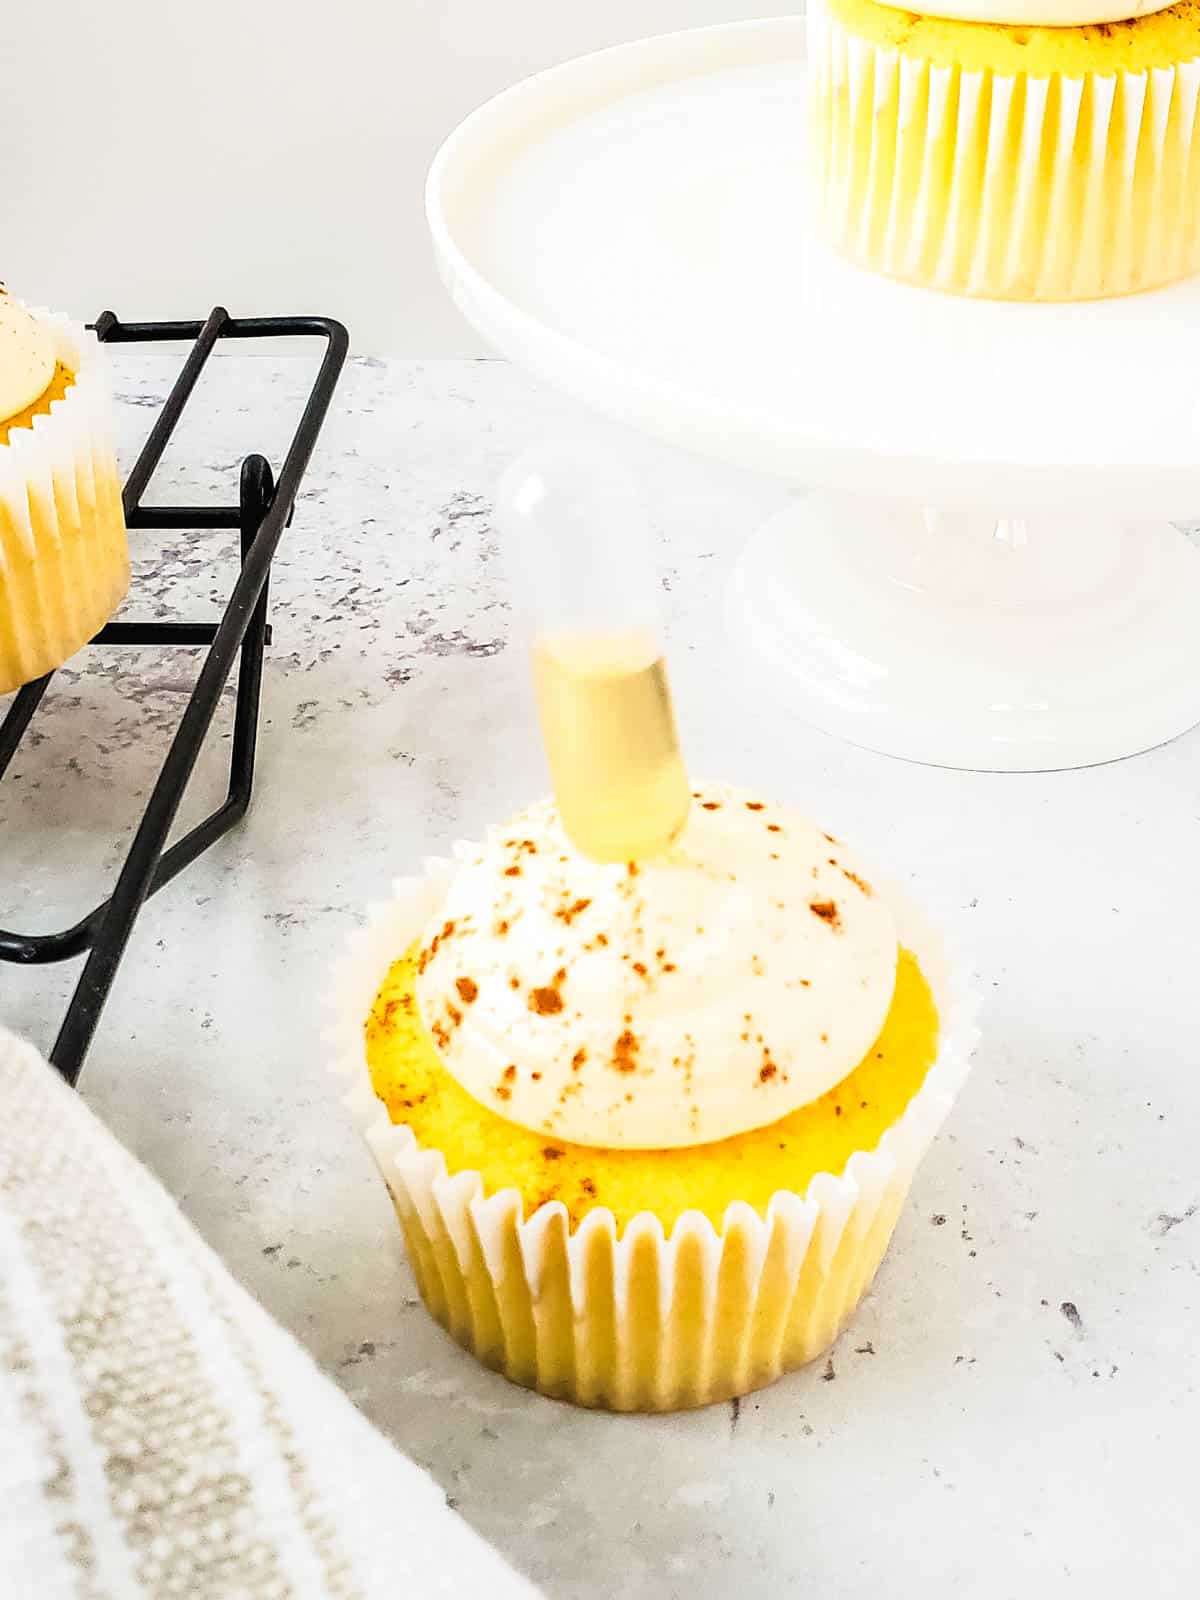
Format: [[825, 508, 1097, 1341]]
[[3, 1, 791, 355]]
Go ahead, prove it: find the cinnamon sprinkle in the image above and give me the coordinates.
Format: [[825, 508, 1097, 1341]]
[[612, 1029, 639, 1073], [417, 918, 457, 974], [810, 899, 842, 930], [554, 897, 593, 926]]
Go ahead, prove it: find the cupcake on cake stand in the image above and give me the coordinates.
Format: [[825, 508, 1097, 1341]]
[[426, 15, 1200, 771]]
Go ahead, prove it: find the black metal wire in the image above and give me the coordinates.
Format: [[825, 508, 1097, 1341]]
[[0, 309, 348, 1084], [0, 678, 50, 778]]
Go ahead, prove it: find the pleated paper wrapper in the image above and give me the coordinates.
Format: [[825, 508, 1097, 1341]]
[[0, 309, 129, 694], [328, 856, 979, 1412], [808, 0, 1200, 300]]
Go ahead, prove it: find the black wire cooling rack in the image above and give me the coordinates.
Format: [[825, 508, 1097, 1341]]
[[0, 308, 349, 1085]]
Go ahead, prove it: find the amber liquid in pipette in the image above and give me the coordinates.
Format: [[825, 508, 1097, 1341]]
[[533, 630, 691, 863]]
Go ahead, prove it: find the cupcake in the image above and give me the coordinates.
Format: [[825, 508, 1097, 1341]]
[[0, 292, 129, 694], [808, 0, 1200, 299], [332, 784, 977, 1412]]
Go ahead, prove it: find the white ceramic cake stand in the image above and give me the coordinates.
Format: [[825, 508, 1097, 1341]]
[[427, 18, 1200, 770]]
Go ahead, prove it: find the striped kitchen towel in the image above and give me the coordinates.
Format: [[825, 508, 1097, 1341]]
[[0, 1026, 538, 1600]]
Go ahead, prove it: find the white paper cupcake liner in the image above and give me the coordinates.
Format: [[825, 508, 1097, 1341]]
[[326, 854, 980, 1411], [808, 0, 1200, 299], [0, 307, 129, 694]]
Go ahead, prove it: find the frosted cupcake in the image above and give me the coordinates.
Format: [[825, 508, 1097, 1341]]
[[808, 0, 1200, 299], [0, 292, 129, 694], [333, 783, 977, 1412]]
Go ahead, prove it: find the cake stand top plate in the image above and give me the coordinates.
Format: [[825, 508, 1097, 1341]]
[[427, 18, 1200, 515]]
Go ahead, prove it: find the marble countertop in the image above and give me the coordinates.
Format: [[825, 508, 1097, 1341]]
[[3, 350, 1197, 1598]]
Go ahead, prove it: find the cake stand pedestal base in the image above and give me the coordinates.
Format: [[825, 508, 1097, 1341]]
[[727, 495, 1200, 771]]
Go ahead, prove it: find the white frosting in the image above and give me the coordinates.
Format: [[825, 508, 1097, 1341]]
[[0, 295, 56, 425], [415, 785, 899, 1150], [871, 0, 1177, 25]]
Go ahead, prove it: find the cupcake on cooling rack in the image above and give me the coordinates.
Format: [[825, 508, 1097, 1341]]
[[808, 0, 1200, 299], [331, 784, 977, 1412], [0, 289, 129, 695]]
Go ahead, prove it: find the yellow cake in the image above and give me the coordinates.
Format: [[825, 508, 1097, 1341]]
[[367, 945, 938, 1233], [808, 0, 1200, 298], [336, 785, 977, 1411], [0, 294, 129, 695]]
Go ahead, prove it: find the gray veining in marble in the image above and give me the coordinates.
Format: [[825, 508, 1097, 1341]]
[[2, 352, 1197, 1598]]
